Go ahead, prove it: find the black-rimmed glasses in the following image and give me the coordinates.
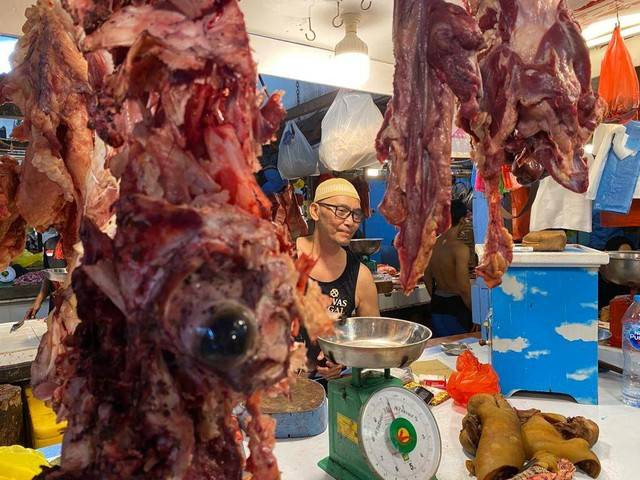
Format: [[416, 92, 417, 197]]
[[317, 202, 364, 223]]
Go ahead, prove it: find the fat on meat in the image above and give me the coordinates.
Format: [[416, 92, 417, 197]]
[[0, 0, 119, 411], [32, 1, 332, 479], [376, 0, 483, 292], [463, 0, 603, 287], [0, 0, 117, 268], [0, 0, 92, 265]]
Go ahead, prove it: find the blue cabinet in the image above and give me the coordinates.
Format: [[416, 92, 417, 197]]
[[475, 245, 608, 405], [471, 277, 491, 339]]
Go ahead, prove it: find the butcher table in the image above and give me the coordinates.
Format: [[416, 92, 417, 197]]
[[38, 334, 638, 480], [273, 336, 638, 480]]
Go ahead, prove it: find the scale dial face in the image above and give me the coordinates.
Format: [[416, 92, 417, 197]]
[[359, 386, 441, 480]]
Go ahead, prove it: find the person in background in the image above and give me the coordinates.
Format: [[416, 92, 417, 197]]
[[423, 200, 473, 336], [24, 230, 66, 320], [296, 178, 379, 380], [598, 236, 635, 310]]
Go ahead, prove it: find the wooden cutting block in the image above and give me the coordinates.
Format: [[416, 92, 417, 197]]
[[261, 378, 327, 439], [0, 384, 22, 446]]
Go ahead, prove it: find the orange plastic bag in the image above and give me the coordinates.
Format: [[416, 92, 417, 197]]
[[598, 26, 640, 123], [446, 350, 500, 406]]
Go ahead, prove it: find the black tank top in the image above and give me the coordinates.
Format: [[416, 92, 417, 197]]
[[313, 249, 361, 319], [298, 249, 361, 372]]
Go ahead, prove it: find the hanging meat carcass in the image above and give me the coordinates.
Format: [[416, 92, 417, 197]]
[[0, 0, 119, 406], [378, 0, 603, 291], [0, 0, 109, 268], [376, 0, 484, 292], [15, 0, 334, 479], [463, 0, 604, 287]]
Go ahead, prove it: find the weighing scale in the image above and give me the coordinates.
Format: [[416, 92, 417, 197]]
[[350, 239, 382, 272], [317, 317, 441, 480]]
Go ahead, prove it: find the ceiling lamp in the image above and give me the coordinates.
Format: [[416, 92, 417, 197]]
[[333, 12, 370, 87]]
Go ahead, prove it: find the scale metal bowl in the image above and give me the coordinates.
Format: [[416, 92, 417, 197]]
[[349, 238, 382, 256], [318, 317, 432, 369], [598, 327, 612, 344], [600, 251, 640, 288]]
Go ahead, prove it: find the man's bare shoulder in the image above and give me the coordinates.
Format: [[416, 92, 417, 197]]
[[357, 262, 375, 285]]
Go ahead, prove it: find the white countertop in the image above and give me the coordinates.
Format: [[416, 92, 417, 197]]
[[0, 319, 47, 368], [275, 342, 637, 480], [475, 244, 609, 267]]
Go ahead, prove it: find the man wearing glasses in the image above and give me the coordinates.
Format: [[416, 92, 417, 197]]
[[297, 178, 379, 380]]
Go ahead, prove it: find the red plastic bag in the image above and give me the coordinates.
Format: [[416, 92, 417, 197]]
[[446, 350, 500, 406], [599, 26, 640, 123]]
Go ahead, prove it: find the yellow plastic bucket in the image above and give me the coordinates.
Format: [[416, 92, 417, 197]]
[[0, 445, 49, 480], [24, 388, 67, 448]]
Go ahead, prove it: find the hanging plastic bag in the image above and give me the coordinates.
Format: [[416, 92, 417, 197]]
[[277, 121, 318, 179], [446, 350, 500, 407], [319, 90, 383, 171], [599, 26, 640, 123]]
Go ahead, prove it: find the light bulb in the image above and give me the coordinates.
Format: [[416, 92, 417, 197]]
[[333, 13, 370, 88], [333, 51, 370, 87]]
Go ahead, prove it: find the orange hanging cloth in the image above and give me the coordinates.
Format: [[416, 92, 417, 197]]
[[510, 186, 531, 242], [598, 26, 640, 123]]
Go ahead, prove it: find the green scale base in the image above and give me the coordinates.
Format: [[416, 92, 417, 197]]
[[317, 369, 437, 480]]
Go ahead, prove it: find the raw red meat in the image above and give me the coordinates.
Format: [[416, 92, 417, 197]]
[[0, 1, 118, 412], [376, 0, 483, 292], [464, 0, 603, 287], [268, 185, 309, 241], [13, 270, 47, 286], [29, 1, 332, 479], [0, 0, 96, 267], [0, 156, 26, 269]]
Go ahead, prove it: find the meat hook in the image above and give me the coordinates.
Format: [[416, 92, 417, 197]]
[[332, 1, 343, 28], [305, 16, 316, 41], [361, 0, 372, 11]]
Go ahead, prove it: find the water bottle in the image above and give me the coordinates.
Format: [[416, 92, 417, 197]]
[[622, 294, 640, 407]]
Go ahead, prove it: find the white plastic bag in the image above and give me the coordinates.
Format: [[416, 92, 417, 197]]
[[278, 121, 317, 179], [319, 90, 383, 171], [530, 153, 595, 233]]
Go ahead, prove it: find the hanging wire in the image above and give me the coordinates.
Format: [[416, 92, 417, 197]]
[[332, 1, 343, 28], [296, 81, 301, 106], [615, 0, 620, 26], [361, 0, 372, 10], [305, 15, 316, 41]]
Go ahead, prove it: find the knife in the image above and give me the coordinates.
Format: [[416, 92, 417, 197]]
[[10, 319, 25, 333]]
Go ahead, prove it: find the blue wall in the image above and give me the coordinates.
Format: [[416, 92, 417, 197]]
[[364, 179, 399, 268]]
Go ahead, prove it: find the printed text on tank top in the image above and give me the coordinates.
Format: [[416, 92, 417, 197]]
[[311, 249, 361, 318]]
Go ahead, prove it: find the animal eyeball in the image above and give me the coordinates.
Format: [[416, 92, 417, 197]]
[[195, 301, 256, 365]]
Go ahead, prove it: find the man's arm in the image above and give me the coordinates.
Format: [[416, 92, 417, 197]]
[[454, 244, 472, 309], [423, 261, 434, 298], [356, 264, 380, 317], [24, 278, 51, 320]]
